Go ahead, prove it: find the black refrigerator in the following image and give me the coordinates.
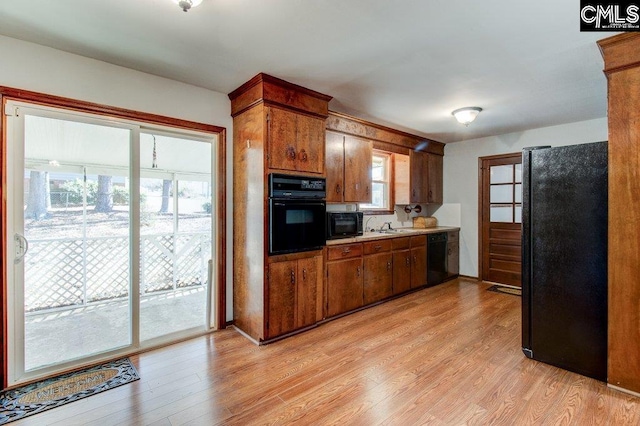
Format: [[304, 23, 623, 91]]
[[521, 141, 607, 382]]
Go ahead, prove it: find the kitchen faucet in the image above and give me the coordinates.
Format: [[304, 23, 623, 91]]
[[380, 222, 393, 231], [364, 216, 375, 232]]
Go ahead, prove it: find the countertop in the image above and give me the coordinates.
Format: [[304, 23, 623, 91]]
[[325, 226, 460, 246]]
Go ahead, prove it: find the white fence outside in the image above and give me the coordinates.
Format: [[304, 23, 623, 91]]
[[24, 232, 211, 314]]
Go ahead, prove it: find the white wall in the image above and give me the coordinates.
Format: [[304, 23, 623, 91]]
[[0, 35, 235, 321], [439, 117, 608, 278]]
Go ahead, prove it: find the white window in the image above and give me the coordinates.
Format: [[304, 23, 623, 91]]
[[360, 151, 391, 210]]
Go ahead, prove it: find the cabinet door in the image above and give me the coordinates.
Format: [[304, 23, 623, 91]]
[[411, 246, 428, 288], [327, 258, 363, 317], [410, 151, 429, 203], [447, 241, 459, 277], [393, 250, 412, 295], [427, 154, 443, 204], [268, 260, 297, 337], [344, 135, 372, 202], [296, 114, 325, 174], [364, 253, 393, 304], [268, 107, 298, 172], [325, 131, 345, 203], [296, 256, 321, 328]]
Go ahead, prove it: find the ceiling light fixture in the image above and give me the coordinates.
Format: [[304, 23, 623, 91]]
[[173, 0, 203, 12], [452, 107, 482, 126]]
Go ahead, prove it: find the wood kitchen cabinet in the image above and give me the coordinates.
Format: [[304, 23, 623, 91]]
[[268, 107, 325, 174], [427, 153, 443, 204], [230, 73, 331, 343], [326, 243, 364, 317], [392, 237, 412, 295], [267, 255, 322, 339], [410, 235, 428, 289], [325, 130, 372, 203], [363, 240, 393, 305], [401, 151, 443, 205]]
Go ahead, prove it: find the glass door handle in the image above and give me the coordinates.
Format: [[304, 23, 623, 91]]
[[14, 233, 29, 264]]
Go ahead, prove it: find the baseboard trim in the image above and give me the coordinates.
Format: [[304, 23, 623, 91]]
[[460, 275, 479, 281], [482, 280, 520, 290], [608, 383, 640, 398]]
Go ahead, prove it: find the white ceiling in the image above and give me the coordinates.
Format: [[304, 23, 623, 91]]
[[0, 0, 618, 143]]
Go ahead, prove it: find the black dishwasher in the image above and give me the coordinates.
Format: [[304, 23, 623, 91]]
[[427, 232, 448, 286]]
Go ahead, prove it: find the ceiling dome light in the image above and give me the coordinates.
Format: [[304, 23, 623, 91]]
[[173, 0, 203, 12], [452, 107, 482, 126]]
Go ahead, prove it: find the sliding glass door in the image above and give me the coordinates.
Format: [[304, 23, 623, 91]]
[[6, 102, 216, 385]]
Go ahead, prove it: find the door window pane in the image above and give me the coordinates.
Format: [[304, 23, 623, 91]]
[[490, 184, 513, 203], [515, 164, 522, 183], [490, 206, 513, 223], [515, 184, 522, 203], [515, 205, 522, 224], [490, 165, 513, 184], [23, 115, 131, 371]]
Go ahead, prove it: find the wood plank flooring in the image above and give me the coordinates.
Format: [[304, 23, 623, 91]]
[[12, 278, 640, 425]]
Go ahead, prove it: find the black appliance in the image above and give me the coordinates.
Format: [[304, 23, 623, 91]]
[[326, 212, 364, 239], [427, 232, 448, 286], [268, 174, 326, 255], [521, 142, 608, 381]]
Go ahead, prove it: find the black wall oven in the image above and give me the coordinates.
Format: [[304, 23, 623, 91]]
[[268, 174, 326, 255]]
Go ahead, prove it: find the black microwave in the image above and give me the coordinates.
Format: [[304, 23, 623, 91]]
[[326, 212, 364, 239]]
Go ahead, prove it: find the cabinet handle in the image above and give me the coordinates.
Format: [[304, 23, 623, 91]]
[[412, 189, 416, 198], [357, 266, 361, 277], [302, 268, 307, 281], [342, 248, 351, 256], [298, 149, 308, 162], [406, 256, 410, 267], [374, 245, 382, 251], [355, 183, 360, 191], [336, 183, 341, 194], [286, 146, 296, 160], [290, 269, 295, 284], [413, 255, 417, 265], [428, 190, 433, 201], [366, 185, 369, 196], [387, 261, 391, 271]]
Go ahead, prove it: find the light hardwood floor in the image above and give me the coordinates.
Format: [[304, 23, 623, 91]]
[[13, 278, 640, 425]]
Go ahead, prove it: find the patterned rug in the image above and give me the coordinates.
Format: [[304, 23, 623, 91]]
[[0, 358, 139, 425], [488, 285, 522, 296]]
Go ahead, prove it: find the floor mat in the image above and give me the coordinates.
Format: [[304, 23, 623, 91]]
[[0, 358, 139, 425], [487, 285, 522, 296]]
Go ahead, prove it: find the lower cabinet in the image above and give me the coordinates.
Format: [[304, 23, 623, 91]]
[[327, 257, 363, 317], [410, 236, 428, 288], [392, 237, 412, 295], [326, 243, 364, 317], [363, 240, 393, 304], [267, 255, 322, 339]]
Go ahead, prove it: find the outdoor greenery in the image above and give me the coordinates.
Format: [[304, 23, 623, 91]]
[[60, 178, 130, 205]]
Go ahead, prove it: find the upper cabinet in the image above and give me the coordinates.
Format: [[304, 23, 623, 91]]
[[326, 130, 372, 203], [326, 111, 445, 206], [268, 107, 325, 174], [427, 153, 443, 204], [397, 151, 444, 204]]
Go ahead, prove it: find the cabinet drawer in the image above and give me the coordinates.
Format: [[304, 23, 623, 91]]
[[447, 231, 459, 242], [363, 239, 392, 254], [327, 243, 363, 260], [391, 237, 411, 250], [410, 235, 427, 247]]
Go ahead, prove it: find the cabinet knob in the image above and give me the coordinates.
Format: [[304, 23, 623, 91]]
[[298, 149, 308, 162], [336, 183, 341, 194], [290, 269, 295, 284], [406, 257, 410, 267], [357, 266, 361, 277], [286, 146, 296, 160], [302, 268, 307, 281], [387, 261, 392, 271]]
